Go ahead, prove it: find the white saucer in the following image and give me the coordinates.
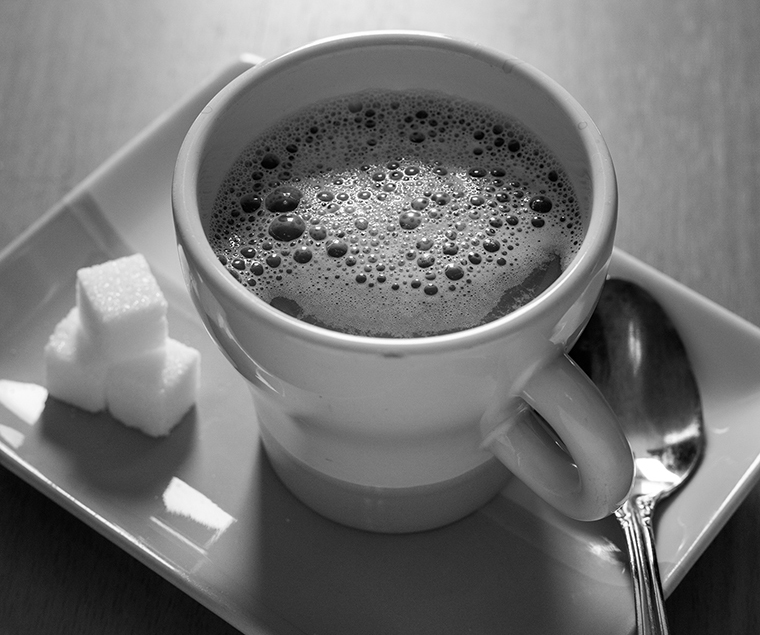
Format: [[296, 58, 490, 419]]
[[2, 55, 760, 635]]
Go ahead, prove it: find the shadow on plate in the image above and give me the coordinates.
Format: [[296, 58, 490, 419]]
[[39, 397, 196, 497]]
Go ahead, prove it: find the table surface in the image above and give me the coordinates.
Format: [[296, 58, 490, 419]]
[[1, 0, 759, 633]]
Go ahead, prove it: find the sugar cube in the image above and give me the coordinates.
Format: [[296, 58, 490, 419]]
[[44, 253, 201, 437], [76, 254, 168, 362], [106, 338, 200, 437], [44, 307, 107, 412]]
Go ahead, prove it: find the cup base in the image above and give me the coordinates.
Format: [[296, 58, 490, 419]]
[[259, 426, 511, 533]]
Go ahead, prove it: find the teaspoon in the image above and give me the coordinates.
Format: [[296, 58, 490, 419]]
[[571, 278, 705, 635]]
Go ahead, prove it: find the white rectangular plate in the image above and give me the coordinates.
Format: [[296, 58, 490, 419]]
[[2, 55, 760, 635]]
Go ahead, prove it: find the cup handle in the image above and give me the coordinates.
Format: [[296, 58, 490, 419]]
[[484, 353, 634, 521]]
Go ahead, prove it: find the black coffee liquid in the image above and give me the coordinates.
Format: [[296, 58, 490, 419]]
[[207, 90, 585, 338]]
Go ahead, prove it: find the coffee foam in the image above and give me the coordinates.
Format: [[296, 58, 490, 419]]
[[207, 90, 585, 338]]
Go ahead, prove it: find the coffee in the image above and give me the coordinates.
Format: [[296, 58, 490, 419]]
[[206, 90, 585, 338]]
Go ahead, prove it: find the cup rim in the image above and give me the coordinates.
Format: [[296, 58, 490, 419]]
[[172, 30, 617, 354]]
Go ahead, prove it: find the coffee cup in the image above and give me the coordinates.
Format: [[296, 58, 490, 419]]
[[172, 31, 634, 532]]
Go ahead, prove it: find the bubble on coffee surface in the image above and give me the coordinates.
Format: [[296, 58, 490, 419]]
[[208, 90, 585, 338]]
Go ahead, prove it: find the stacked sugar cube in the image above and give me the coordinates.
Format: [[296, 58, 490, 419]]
[[44, 254, 200, 437]]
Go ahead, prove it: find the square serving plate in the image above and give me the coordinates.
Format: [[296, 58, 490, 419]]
[[2, 55, 760, 635]]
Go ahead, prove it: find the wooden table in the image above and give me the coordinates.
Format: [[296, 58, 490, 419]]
[[1, 0, 759, 632]]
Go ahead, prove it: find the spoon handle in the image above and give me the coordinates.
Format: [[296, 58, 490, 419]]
[[615, 497, 670, 635]]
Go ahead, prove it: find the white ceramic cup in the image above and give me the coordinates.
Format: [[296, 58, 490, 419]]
[[172, 31, 634, 532]]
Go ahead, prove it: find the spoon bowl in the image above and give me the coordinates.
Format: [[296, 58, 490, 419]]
[[571, 278, 705, 634]]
